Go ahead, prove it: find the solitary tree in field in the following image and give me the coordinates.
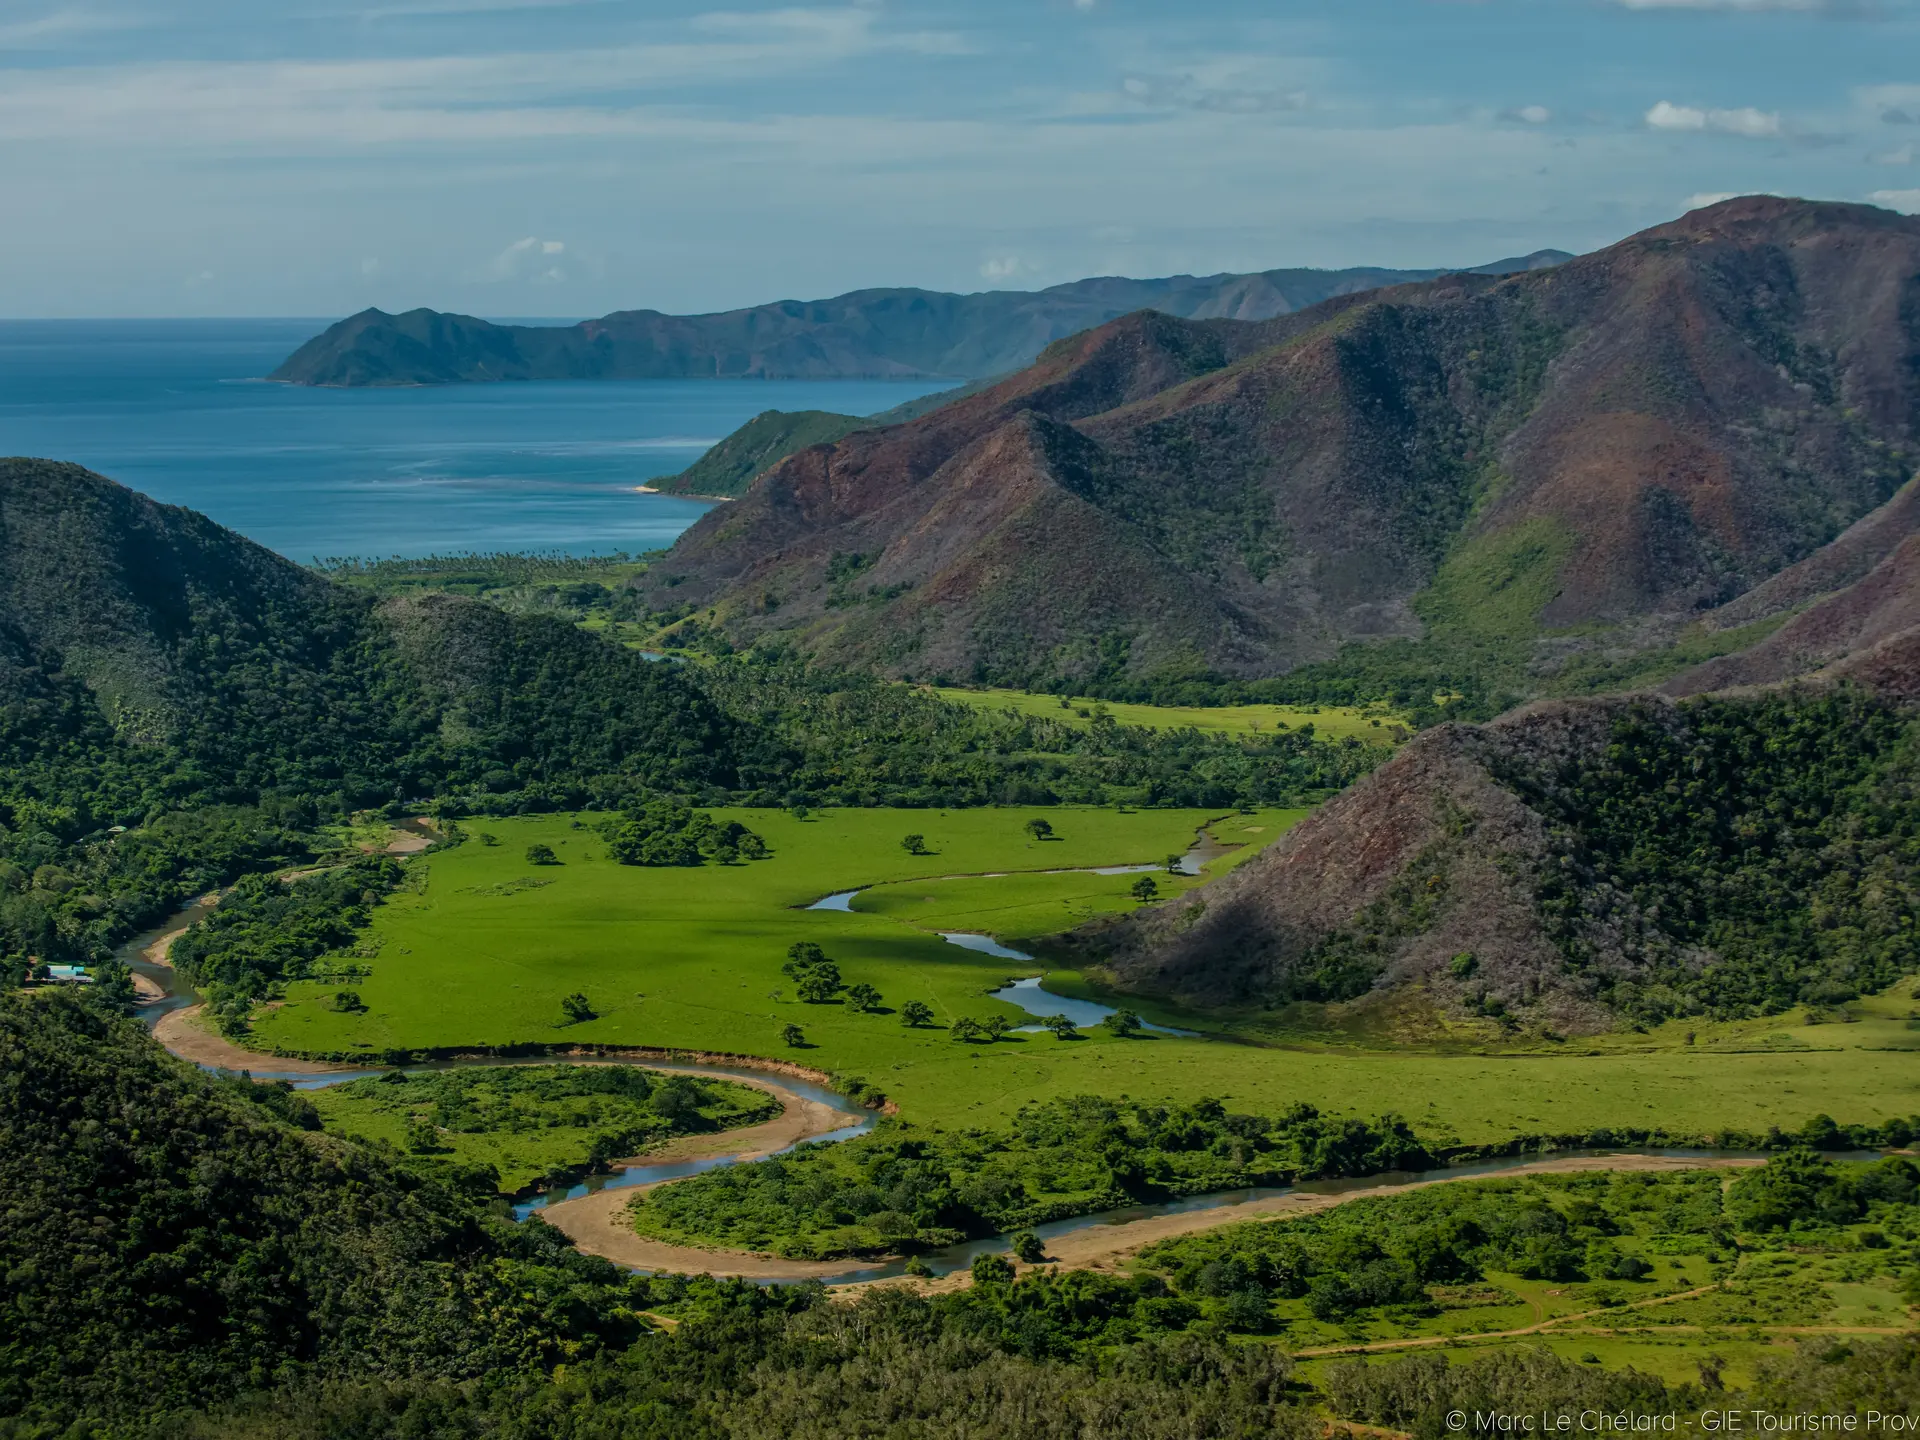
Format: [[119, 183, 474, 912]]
[[1043, 1014, 1079, 1041], [1102, 1008, 1143, 1038], [526, 842, 560, 866], [1025, 818, 1054, 841], [982, 1015, 1013, 1042], [477, 832, 499, 846], [781, 1022, 806, 1048], [1012, 1231, 1047, 1264], [561, 992, 596, 1024], [1165, 853, 1184, 875], [1130, 875, 1159, 903], [331, 990, 365, 1014], [900, 1000, 934, 1027], [901, 834, 929, 856], [948, 1016, 985, 1043], [845, 982, 882, 1012]]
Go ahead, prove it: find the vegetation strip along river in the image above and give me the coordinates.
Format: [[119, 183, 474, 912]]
[[121, 890, 1792, 1290]]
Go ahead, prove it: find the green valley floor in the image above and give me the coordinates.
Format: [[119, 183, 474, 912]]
[[227, 806, 1920, 1141]]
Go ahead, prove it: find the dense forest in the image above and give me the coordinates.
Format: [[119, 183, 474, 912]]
[[2, 991, 1911, 1437], [1495, 690, 1920, 1019]]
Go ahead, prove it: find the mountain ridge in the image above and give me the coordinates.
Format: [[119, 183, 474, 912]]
[[635, 197, 1920, 690], [269, 251, 1572, 388]]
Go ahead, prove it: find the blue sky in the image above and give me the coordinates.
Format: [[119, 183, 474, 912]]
[[2, 0, 1916, 317]]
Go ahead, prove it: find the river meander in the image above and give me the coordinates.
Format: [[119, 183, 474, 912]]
[[119, 890, 1807, 1285]]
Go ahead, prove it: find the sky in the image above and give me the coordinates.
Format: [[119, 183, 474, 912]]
[[2, 0, 1917, 318]]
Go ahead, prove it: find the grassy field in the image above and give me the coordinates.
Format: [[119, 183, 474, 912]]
[[238, 806, 1920, 1141], [306, 1064, 777, 1192], [928, 688, 1407, 744], [852, 809, 1309, 942]]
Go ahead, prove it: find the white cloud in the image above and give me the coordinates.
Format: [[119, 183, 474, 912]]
[[0, 7, 141, 48], [1684, 191, 1742, 207], [1873, 145, 1915, 164], [979, 256, 1030, 282], [1118, 62, 1310, 116], [1504, 105, 1552, 124], [1615, 0, 1828, 10], [1870, 188, 1920, 212], [1646, 100, 1782, 138], [0, 12, 972, 148], [480, 235, 567, 282]]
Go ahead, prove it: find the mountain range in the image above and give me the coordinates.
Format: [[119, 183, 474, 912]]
[[634, 197, 1920, 693], [268, 252, 1570, 388]]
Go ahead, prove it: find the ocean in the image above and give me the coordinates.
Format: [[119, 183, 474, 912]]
[[0, 319, 948, 563]]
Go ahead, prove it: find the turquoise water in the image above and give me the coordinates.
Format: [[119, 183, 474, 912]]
[[0, 319, 947, 562]]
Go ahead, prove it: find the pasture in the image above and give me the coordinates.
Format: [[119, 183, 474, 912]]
[[242, 807, 1920, 1141], [927, 688, 1407, 744]]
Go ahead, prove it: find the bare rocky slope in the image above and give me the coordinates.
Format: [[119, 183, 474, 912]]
[[638, 198, 1920, 688]]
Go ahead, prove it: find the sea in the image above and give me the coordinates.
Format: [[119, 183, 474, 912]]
[[0, 319, 949, 563]]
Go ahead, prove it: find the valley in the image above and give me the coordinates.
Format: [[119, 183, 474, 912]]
[[9, 195, 1920, 1433]]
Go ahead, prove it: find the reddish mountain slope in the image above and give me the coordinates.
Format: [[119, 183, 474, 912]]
[[641, 198, 1920, 685]]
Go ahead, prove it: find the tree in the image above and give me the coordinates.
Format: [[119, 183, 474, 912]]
[[1130, 875, 1159, 903], [331, 990, 365, 1014], [901, 1000, 934, 1027], [845, 983, 881, 1012], [738, 833, 770, 860], [477, 832, 499, 846], [948, 1016, 985, 1042], [1102, 1008, 1143, 1038], [1025, 818, 1054, 841], [561, 992, 596, 1024], [780, 1022, 806, 1048], [982, 1015, 1013, 1041], [1044, 1013, 1079, 1041], [797, 969, 842, 1004], [526, 842, 560, 866], [901, 834, 929, 856], [1012, 1231, 1047, 1264], [1165, 853, 1185, 874], [971, 1252, 1015, 1286], [783, 941, 827, 978], [789, 803, 810, 821], [404, 1117, 441, 1154]]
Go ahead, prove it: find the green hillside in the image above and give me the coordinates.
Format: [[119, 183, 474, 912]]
[[650, 409, 864, 498]]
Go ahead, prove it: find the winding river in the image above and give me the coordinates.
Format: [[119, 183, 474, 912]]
[[120, 884, 1792, 1287]]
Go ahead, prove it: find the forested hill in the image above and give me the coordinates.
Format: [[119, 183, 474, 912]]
[[1079, 636, 1920, 1037], [0, 989, 650, 1425], [0, 457, 739, 808], [634, 197, 1920, 695], [268, 250, 1569, 387]]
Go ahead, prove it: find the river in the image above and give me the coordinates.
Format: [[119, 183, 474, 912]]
[[119, 890, 1805, 1286]]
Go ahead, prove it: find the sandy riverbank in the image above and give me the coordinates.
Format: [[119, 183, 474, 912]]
[[540, 1072, 867, 1279], [152, 1005, 357, 1075], [831, 1152, 1768, 1299]]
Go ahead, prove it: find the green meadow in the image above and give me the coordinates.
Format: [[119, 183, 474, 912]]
[[927, 687, 1407, 744], [244, 807, 1920, 1140]]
